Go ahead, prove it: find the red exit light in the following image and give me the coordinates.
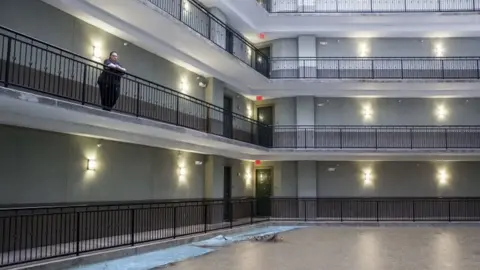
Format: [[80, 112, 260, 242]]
[[255, 160, 261, 165], [258, 33, 265, 39], [256, 96, 263, 101]]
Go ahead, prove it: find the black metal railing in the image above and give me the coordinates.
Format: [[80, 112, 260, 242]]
[[270, 57, 480, 79], [272, 125, 480, 149], [0, 198, 267, 267], [3, 197, 480, 266], [3, 26, 480, 151], [270, 197, 480, 222], [148, 0, 269, 76], [258, 0, 480, 13], [0, 26, 273, 147]]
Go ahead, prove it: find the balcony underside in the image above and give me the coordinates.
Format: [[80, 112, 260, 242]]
[[41, 0, 480, 98]]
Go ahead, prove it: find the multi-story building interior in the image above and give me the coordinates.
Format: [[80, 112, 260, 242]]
[[2, 0, 480, 268]]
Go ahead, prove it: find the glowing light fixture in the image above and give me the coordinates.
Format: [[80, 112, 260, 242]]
[[92, 46, 101, 62], [87, 159, 97, 171], [362, 105, 373, 120], [433, 43, 445, 57], [363, 169, 373, 186], [358, 42, 369, 57], [437, 169, 448, 186], [436, 105, 448, 120]]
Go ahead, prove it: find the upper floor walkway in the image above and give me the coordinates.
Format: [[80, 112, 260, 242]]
[[2, 25, 480, 160], [257, 0, 480, 13], [41, 0, 480, 98]]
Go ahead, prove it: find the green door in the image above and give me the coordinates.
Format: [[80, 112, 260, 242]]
[[255, 168, 273, 217]]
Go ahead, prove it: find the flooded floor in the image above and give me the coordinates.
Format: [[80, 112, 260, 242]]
[[163, 226, 480, 270]]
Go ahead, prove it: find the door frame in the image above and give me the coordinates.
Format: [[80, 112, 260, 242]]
[[255, 104, 275, 124], [254, 166, 274, 198]]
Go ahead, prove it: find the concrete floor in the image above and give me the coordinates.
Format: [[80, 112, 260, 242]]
[[164, 226, 480, 270]]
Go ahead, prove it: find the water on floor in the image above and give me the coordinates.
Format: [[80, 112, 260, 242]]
[[71, 226, 303, 270]]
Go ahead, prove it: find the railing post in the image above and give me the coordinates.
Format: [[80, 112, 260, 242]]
[[304, 200, 307, 221], [81, 65, 87, 105], [477, 60, 479, 79], [4, 37, 12, 87], [173, 206, 177, 239], [179, 0, 183, 21], [229, 200, 233, 229], [136, 83, 141, 116], [304, 128, 307, 149], [445, 128, 448, 149], [412, 200, 416, 222], [441, 59, 445, 79], [376, 200, 379, 222], [250, 199, 254, 224], [404, 0, 407, 11], [437, 0, 441, 11], [340, 128, 343, 149], [76, 212, 80, 256], [204, 204, 208, 233], [448, 199, 451, 222], [410, 128, 413, 149], [375, 128, 378, 149], [176, 96, 180, 125], [340, 200, 343, 222], [206, 107, 210, 133], [130, 209, 135, 246], [401, 59, 404, 79]]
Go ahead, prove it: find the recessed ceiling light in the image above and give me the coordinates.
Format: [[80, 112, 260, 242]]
[[317, 103, 325, 107]]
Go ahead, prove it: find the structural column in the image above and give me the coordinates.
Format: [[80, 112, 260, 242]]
[[297, 36, 317, 78], [297, 161, 317, 219], [205, 77, 224, 135], [296, 96, 315, 148], [204, 155, 225, 223]]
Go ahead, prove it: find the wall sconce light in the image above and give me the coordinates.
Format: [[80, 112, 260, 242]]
[[179, 79, 189, 93], [437, 169, 448, 186], [257, 57, 262, 63], [87, 159, 97, 171], [246, 106, 253, 118], [362, 105, 373, 120], [436, 105, 448, 120], [363, 169, 373, 186], [92, 46, 101, 62], [183, 0, 190, 11], [246, 47, 252, 57], [358, 42, 369, 58], [245, 172, 252, 186], [433, 43, 445, 57], [178, 166, 186, 177], [259, 114, 264, 121]]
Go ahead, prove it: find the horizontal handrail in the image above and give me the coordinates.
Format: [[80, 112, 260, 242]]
[[0, 25, 251, 120], [147, 0, 270, 76], [259, 0, 480, 13]]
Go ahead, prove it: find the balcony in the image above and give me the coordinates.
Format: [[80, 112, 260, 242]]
[[271, 126, 480, 149], [270, 57, 480, 79], [2, 26, 480, 153], [258, 0, 480, 13], [146, 0, 269, 77]]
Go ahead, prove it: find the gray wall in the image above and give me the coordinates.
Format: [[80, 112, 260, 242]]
[[316, 38, 480, 58], [265, 161, 480, 198], [259, 97, 480, 126], [316, 161, 480, 197], [0, 125, 251, 205], [270, 37, 480, 58], [255, 97, 296, 125], [315, 97, 480, 125]]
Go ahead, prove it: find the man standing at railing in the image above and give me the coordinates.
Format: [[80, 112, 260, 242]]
[[97, 51, 126, 111]]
